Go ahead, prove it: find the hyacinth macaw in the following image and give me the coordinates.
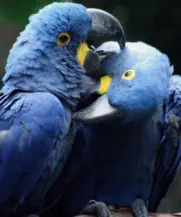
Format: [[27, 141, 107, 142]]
[[52, 41, 181, 217], [0, 3, 126, 217]]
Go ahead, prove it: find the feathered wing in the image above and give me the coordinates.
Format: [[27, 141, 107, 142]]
[[149, 75, 181, 211], [0, 91, 72, 214], [41, 123, 88, 215]]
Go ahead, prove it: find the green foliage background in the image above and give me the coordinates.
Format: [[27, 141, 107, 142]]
[[0, 0, 181, 212], [0, 0, 57, 26]]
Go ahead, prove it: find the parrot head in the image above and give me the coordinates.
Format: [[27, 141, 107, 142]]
[[2, 3, 125, 108], [74, 41, 173, 123]]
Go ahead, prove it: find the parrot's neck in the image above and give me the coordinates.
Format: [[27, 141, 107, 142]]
[[2, 65, 92, 110], [88, 105, 165, 149], [1, 76, 80, 110]]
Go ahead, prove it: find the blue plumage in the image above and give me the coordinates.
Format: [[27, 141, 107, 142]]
[[54, 42, 181, 216], [3, 2, 92, 107], [100, 42, 172, 122], [0, 92, 72, 211], [149, 75, 181, 211], [0, 2, 97, 216]]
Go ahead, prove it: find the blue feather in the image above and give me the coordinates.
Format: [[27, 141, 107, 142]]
[[0, 92, 73, 215], [149, 75, 181, 211], [54, 42, 181, 216], [2, 2, 92, 108], [0, 2, 94, 215]]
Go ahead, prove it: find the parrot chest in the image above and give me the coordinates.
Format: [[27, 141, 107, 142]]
[[88, 115, 163, 206], [58, 112, 164, 216]]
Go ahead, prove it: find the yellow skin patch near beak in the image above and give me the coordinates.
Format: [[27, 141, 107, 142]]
[[98, 75, 112, 95], [77, 42, 89, 66]]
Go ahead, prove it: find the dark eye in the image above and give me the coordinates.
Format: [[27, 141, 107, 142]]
[[57, 32, 71, 46], [124, 71, 132, 77], [122, 69, 136, 80]]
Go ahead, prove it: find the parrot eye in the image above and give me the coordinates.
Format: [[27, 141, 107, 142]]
[[57, 32, 71, 46], [122, 69, 135, 80]]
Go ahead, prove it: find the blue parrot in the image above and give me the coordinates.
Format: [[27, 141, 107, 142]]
[[0, 3, 126, 217], [51, 41, 181, 217]]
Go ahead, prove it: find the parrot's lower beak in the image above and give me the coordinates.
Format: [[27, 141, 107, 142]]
[[77, 43, 116, 76], [73, 94, 121, 124], [84, 49, 116, 77]]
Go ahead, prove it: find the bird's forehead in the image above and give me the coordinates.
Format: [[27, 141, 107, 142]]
[[30, 3, 91, 38], [100, 42, 170, 77]]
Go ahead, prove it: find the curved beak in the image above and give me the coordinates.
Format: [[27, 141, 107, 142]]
[[74, 9, 126, 123], [87, 8, 126, 49], [77, 42, 100, 74], [73, 94, 121, 124], [77, 9, 126, 76]]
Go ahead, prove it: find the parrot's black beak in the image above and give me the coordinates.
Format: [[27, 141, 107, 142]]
[[83, 49, 100, 76], [87, 8, 126, 49], [74, 9, 126, 123], [84, 8, 126, 78], [73, 94, 121, 124]]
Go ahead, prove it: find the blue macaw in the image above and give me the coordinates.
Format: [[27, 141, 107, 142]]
[[0, 3, 126, 217], [52, 41, 181, 217]]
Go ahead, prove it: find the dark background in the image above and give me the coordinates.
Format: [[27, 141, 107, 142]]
[[0, 0, 181, 212]]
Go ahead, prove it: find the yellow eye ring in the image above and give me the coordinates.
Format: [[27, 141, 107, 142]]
[[122, 69, 135, 80], [57, 32, 71, 46]]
